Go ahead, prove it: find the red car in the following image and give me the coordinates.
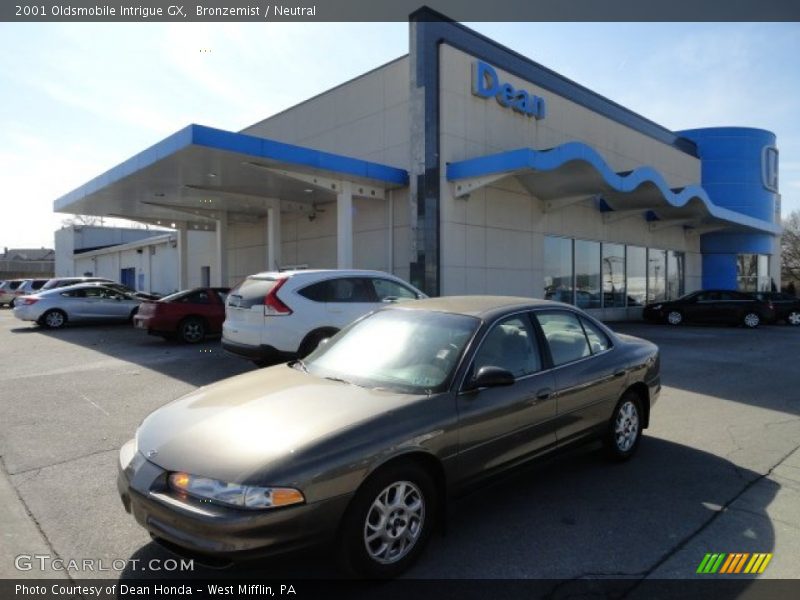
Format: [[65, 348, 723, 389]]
[[133, 287, 229, 343]]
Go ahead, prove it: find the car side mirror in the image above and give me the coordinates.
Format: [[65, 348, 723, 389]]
[[469, 366, 515, 390], [318, 338, 331, 348]]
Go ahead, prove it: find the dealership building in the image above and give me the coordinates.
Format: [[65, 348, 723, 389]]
[[53, 10, 781, 319]]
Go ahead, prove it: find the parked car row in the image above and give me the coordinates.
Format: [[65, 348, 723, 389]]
[[643, 289, 800, 328], [0, 278, 48, 307]]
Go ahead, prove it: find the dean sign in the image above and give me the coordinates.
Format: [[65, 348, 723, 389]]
[[472, 61, 546, 120]]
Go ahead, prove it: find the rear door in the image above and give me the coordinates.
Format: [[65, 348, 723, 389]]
[[224, 277, 276, 346], [535, 310, 625, 444], [322, 277, 378, 327]]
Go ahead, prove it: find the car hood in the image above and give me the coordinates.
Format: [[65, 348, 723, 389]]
[[136, 365, 422, 483]]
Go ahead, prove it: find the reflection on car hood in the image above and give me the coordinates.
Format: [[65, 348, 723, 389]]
[[136, 365, 420, 483]]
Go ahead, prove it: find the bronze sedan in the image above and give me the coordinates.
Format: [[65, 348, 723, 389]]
[[118, 296, 660, 577]]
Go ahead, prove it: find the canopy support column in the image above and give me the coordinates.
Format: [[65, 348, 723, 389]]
[[267, 200, 282, 271], [216, 211, 228, 287], [176, 227, 189, 291], [337, 181, 353, 269]]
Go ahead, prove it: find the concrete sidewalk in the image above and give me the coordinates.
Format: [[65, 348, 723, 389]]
[[646, 443, 800, 579], [0, 458, 66, 579]]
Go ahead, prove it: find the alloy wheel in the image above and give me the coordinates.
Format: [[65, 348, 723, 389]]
[[614, 400, 640, 453], [44, 311, 65, 328], [363, 480, 425, 565], [667, 311, 682, 325], [743, 313, 760, 328], [181, 319, 204, 343], [788, 311, 800, 326]]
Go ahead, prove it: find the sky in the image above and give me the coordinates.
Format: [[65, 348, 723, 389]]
[[0, 20, 798, 249]]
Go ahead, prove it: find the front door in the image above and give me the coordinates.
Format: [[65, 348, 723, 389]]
[[456, 314, 557, 485]]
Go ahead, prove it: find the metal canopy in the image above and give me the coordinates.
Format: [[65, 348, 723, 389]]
[[447, 142, 781, 235], [53, 124, 409, 228]]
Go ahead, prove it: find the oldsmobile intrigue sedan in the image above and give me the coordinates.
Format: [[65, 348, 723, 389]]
[[118, 296, 660, 577]]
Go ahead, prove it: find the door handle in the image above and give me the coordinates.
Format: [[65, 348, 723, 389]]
[[533, 388, 553, 402], [613, 369, 626, 378]]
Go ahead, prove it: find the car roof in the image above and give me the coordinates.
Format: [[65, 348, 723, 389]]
[[246, 269, 407, 280], [389, 295, 574, 319]]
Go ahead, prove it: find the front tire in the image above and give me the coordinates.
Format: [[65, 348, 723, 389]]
[[337, 463, 437, 578], [41, 309, 67, 329], [742, 312, 760, 328], [666, 310, 683, 326], [605, 392, 643, 461]]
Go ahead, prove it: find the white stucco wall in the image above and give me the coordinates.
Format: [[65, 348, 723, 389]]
[[227, 57, 413, 282], [437, 45, 703, 311], [71, 230, 216, 294], [241, 57, 410, 169]]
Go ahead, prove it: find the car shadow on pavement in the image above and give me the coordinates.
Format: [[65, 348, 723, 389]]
[[7, 320, 255, 387], [118, 437, 776, 584]]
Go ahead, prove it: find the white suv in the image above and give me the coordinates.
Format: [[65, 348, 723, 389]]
[[222, 269, 426, 366]]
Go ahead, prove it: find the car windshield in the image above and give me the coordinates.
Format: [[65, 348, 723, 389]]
[[304, 308, 480, 394]]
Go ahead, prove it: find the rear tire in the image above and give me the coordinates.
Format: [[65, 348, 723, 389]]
[[787, 310, 800, 326], [337, 463, 437, 578], [742, 312, 760, 328], [9, 299, 16, 309], [178, 317, 206, 344], [605, 392, 643, 461], [41, 309, 67, 329]]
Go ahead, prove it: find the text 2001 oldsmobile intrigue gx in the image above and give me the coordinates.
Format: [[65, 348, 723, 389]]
[[118, 296, 660, 577]]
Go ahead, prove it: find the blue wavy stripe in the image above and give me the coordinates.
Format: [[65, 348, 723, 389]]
[[446, 142, 779, 235]]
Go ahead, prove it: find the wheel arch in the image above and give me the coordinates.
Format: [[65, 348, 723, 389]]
[[623, 381, 651, 429], [298, 326, 340, 356], [346, 450, 447, 532]]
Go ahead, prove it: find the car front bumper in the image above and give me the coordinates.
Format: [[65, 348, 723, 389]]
[[117, 440, 350, 561]]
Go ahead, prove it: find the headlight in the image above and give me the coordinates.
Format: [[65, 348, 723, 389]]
[[651, 304, 662, 310], [168, 472, 304, 509]]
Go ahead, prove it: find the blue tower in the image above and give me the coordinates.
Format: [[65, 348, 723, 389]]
[[678, 127, 779, 290]]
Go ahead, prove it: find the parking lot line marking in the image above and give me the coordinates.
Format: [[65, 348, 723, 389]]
[[80, 393, 110, 417]]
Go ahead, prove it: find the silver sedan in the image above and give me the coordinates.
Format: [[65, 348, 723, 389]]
[[13, 283, 141, 329]]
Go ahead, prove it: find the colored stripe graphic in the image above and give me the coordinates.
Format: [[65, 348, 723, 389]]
[[699, 553, 773, 574]]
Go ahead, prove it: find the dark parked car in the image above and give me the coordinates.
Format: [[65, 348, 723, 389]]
[[751, 291, 800, 326], [118, 296, 660, 577], [133, 287, 229, 343], [643, 290, 774, 328]]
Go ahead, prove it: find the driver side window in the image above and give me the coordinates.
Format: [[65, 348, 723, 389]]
[[472, 316, 541, 378]]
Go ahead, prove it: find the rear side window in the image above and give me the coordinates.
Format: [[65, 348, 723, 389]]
[[580, 317, 611, 354], [298, 278, 375, 303], [178, 291, 211, 305], [9, 281, 23, 290], [371, 278, 418, 302], [32, 280, 47, 290], [228, 278, 277, 308], [536, 311, 591, 366]]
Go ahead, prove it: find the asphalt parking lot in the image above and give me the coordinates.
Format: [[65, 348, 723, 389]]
[[1, 309, 799, 583]]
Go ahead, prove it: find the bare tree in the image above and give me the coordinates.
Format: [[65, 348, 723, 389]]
[[781, 210, 800, 291], [61, 214, 104, 227]]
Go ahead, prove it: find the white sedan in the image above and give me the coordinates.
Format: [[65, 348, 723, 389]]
[[13, 283, 141, 329]]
